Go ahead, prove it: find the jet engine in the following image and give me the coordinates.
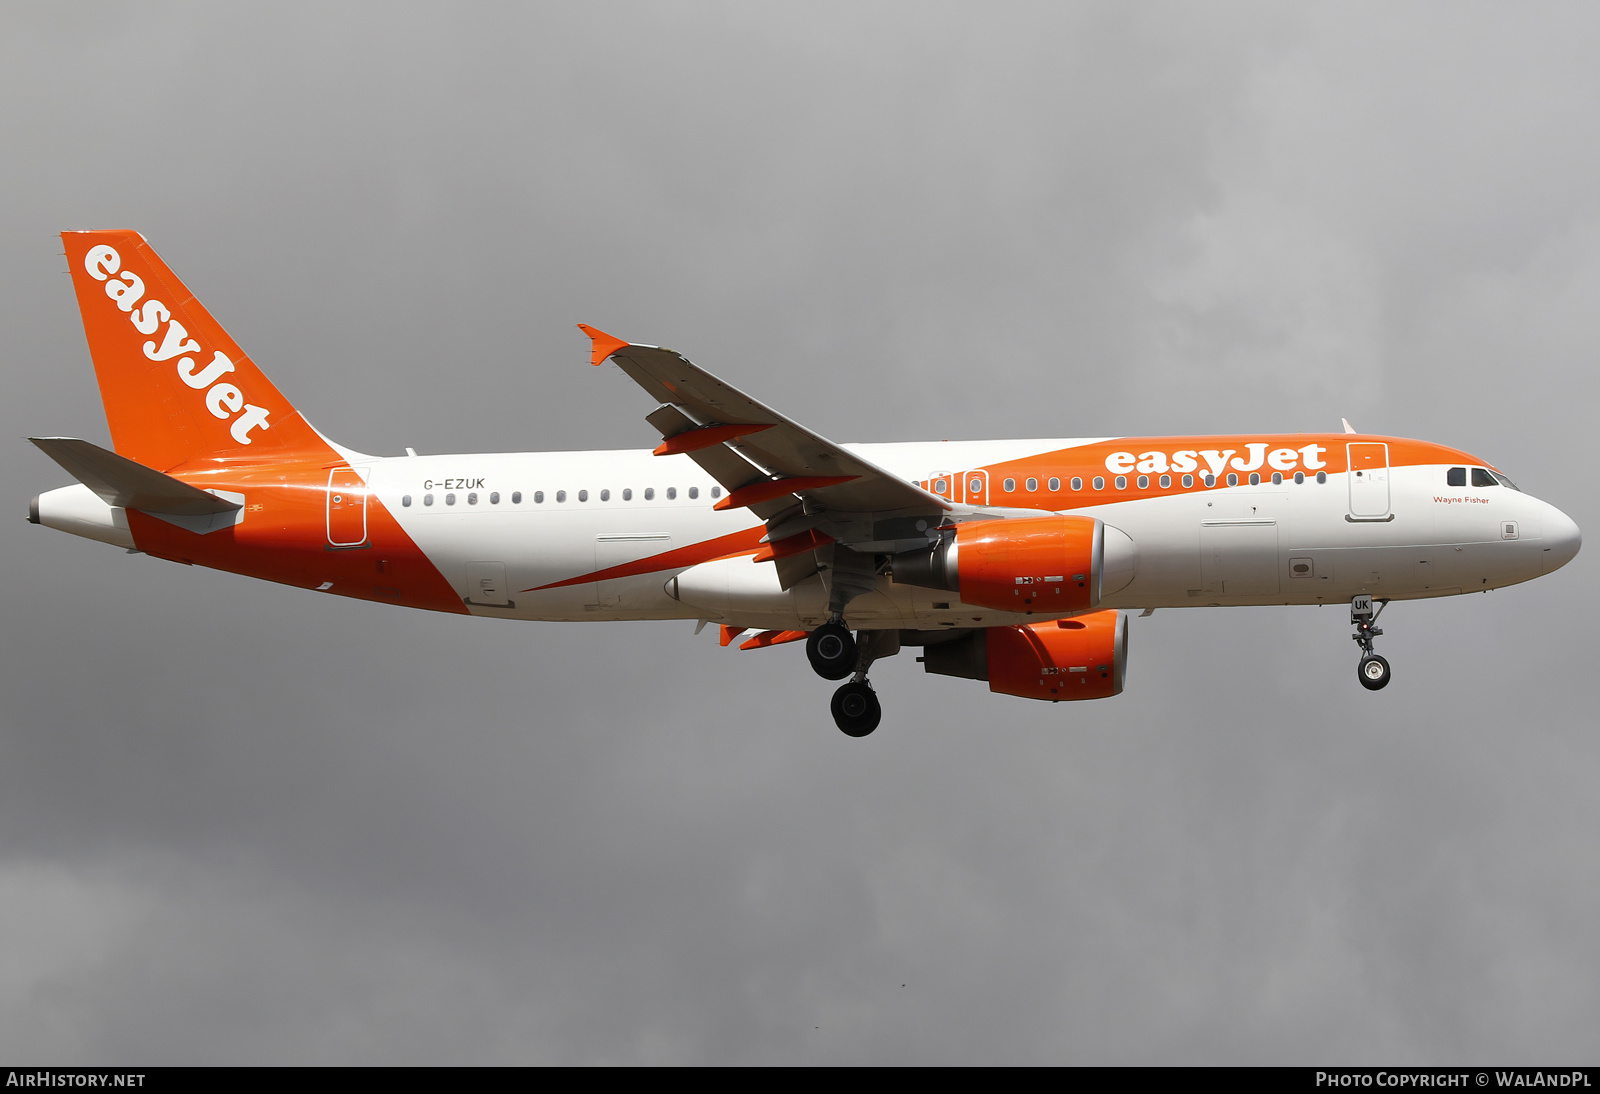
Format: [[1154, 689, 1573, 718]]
[[890, 515, 1135, 613], [919, 609, 1129, 701]]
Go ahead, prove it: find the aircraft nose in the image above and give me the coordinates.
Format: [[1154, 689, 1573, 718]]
[[1542, 504, 1581, 574]]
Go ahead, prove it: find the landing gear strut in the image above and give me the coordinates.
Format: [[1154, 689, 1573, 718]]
[[1351, 595, 1392, 691], [826, 629, 899, 737]]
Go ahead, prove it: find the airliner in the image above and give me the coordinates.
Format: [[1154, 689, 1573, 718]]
[[29, 231, 1582, 736]]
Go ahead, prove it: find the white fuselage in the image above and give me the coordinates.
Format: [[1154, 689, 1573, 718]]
[[361, 438, 1574, 631]]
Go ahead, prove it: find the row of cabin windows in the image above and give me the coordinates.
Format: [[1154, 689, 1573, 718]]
[[932, 471, 1328, 494], [1447, 466, 1519, 490], [399, 485, 724, 508]]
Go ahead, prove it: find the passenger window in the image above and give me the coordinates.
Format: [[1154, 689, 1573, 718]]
[[644, 487, 655, 500], [1025, 478, 1038, 491], [1316, 471, 1327, 484], [1271, 472, 1282, 485], [1114, 476, 1127, 490], [1294, 472, 1304, 484], [1092, 476, 1105, 490], [1003, 478, 1016, 492], [446, 493, 456, 506], [934, 478, 947, 494], [556, 490, 566, 503], [424, 494, 434, 506], [622, 488, 632, 501], [1047, 477, 1060, 491], [402, 495, 412, 507], [468, 492, 478, 505], [1472, 467, 1498, 487], [1226, 474, 1238, 487], [490, 491, 500, 504], [1248, 473, 1260, 486], [1447, 467, 1466, 487], [600, 489, 610, 502], [1203, 474, 1215, 486], [1136, 475, 1148, 489], [1159, 474, 1171, 488], [666, 487, 677, 500], [688, 486, 699, 499], [578, 489, 588, 502], [711, 486, 721, 498], [1070, 477, 1082, 491], [1182, 475, 1193, 488]]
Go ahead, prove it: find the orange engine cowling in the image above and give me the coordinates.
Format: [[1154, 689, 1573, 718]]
[[892, 515, 1113, 613], [919, 610, 1129, 702]]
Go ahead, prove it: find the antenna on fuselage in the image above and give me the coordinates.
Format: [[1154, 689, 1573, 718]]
[[1341, 418, 1358, 435]]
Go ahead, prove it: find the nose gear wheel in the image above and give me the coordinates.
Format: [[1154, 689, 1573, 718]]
[[1358, 654, 1391, 690]]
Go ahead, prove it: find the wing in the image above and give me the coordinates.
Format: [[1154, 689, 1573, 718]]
[[580, 325, 950, 528]]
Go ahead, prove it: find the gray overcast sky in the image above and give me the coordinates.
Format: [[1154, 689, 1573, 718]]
[[2, 1, 1596, 1065]]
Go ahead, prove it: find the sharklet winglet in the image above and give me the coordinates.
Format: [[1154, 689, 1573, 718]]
[[577, 324, 630, 367]]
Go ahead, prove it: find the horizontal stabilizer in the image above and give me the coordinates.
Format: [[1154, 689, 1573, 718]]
[[29, 437, 242, 516]]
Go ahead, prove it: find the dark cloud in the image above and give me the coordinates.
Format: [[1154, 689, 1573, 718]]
[[2, 0, 1595, 1063]]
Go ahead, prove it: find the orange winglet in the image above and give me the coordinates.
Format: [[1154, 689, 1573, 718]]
[[577, 323, 630, 367], [712, 475, 857, 512], [738, 629, 809, 651], [719, 625, 746, 647], [751, 528, 835, 563], [653, 422, 774, 457]]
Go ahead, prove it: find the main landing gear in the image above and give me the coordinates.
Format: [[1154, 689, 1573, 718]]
[[1351, 594, 1392, 691], [808, 619, 897, 737], [806, 620, 856, 680], [831, 681, 881, 738]]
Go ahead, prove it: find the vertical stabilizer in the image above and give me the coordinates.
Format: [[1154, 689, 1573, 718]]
[[60, 230, 335, 471]]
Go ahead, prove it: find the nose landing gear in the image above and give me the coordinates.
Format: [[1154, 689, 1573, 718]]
[[1351, 595, 1392, 691]]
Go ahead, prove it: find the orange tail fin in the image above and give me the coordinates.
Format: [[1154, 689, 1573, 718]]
[[61, 230, 335, 471]]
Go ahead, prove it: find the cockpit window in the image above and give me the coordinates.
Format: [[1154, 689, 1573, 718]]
[[1472, 467, 1498, 488], [1447, 467, 1466, 487], [1491, 470, 1521, 491]]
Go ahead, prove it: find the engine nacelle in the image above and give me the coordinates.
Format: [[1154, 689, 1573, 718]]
[[920, 610, 1129, 701], [891, 515, 1135, 613]]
